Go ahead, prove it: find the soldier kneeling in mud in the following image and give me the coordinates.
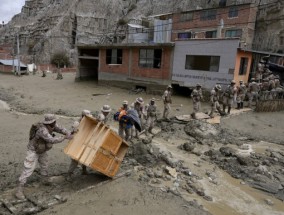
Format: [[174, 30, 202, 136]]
[[15, 114, 72, 200]]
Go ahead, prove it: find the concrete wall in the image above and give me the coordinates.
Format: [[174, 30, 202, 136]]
[[234, 50, 252, 85], [172, 39, 239, 89]]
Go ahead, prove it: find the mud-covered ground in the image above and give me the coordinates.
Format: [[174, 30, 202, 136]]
[[0, 73, 284, 215]]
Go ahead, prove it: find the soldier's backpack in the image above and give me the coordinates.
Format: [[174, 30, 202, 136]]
[[29, 122, 43, 140]]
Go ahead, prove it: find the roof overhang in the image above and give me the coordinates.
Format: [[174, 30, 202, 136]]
[[77, 43, 175, 49]]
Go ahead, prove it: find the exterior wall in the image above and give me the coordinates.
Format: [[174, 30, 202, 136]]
[[0, 65, 13, 73], [99, 49, 129, 75], [172, 4, 256, 48], [98, 46, 173, 86], [234, 50, 252, 85], [172, 39, 239, 90]]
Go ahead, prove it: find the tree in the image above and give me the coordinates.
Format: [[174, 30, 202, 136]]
[[51, 52, 70, 68]]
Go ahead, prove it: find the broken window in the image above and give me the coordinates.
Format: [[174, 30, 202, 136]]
[[205, 30, 217, 38], [239, 57, 248, 75], [178, 32, 192, 39], [180, 12, 194, 22], [106, 49, 123, 64], [200, 10, 217, 21], [139, 49, 162, 69], [228, 7, 238, 18], [225, 29, 242, 38], [185, 55, 220, 72]]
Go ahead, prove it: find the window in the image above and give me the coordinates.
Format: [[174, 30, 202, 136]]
[[178, 32, 192, 39], [106, 49, 122, 64], [139, 49, 162, 68], [200, 10, 217, 21], [180, 12, 193, 21], [225, 29, 242, 38], [228, 7, 238, 18], [185, 55, 220, 72], [239, 57, 248, 75], [205, 30, 217, 38]]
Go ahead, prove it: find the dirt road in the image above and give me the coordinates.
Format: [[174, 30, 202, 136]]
[[0, 73, 283, 215]]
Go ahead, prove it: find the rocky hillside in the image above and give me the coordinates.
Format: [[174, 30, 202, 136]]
[[0, 0, 267, 65]]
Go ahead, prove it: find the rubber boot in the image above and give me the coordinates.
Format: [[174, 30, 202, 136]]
[[227, 107, 231, 114], [145, 130, 149, 136], [241, 102, 244, 109], [223, 105, 226, 113], [149, 128, 154, 135], [237, 103, 240, 110], [191, 113, 196, 119], [217, 108, 225, 116], [15, 185, 25, 200]]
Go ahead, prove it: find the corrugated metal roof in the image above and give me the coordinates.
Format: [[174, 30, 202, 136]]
[[127, 23, 146, 29], [0, 59, 27, 67]]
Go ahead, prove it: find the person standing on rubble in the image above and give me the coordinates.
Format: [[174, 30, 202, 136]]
[[115, 101, 132, 141], [209, 85, 224, 118], [191, 83, 203, 119], [16, 114, 71, 200], [236, 80, 247, 109], [131, 97, 144, 139], [247, 78, 260, 108], [223, 80, 237, 114], [144, 98, 157, 136], [162, 85, 172, 120], [67, 110, 92, 180]]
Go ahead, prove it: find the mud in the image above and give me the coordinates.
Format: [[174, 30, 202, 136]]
[[0, 73, 284, 215]]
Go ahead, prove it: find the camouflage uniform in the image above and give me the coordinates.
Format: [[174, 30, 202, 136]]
[[191, 86, 203, 114], [118, 102, 131, 141], [247, 80, 260, 108], [18, 123, 68, 186], [260, 79, 270, 100], [223, 81, 237, 114], [236, 82, 247, 109], [162, 86, 172, 120], [209, 85, 223, 117], [144, 99, 157, 136]]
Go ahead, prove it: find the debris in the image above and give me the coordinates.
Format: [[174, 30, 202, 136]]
[[264, 198, 274, 206], [1, 199, 18, 214], [165, 166, 178, 178]]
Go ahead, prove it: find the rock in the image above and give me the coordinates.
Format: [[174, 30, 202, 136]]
[[256, 165, 269, 175], [142, 136, 152, 144], [264, 198, 274, 206], [219, 147, 236, 157], [145, 169, 154, 178], [165, 166, 178, 178], [240, 181, 246, 185], [262, 159, 271, 167], [239, 144, 250, 150], [237, 156, 251, 166], [154, 169, 163, 178], [169, 187, 180, 196], [251, 181, 282, 194], [151, 179, 162, 184], [203, 195, 213, 201], [184, 120, 220, 140], [179, 142, 196, 152]]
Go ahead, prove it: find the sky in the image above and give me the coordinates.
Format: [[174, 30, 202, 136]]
[[0, 0, 26, 24]]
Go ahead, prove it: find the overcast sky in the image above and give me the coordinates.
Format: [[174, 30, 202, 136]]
[[0, 0, 26, 24]]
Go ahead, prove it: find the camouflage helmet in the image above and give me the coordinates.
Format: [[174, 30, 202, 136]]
[[136, 97, 144, 104], [101, 105, 111, 113], [150, 98, 155, 102], [231, 80, 236, 84], [43, 114, 57, 124], [215, 84, 222, 91], [122, 100, 128, 105], [196, 83, 202, 87], [82, 110, 91, 116], [167, 84, 173, 89]]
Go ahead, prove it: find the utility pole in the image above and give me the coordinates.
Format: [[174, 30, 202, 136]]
[[17, 33, 20, 76]]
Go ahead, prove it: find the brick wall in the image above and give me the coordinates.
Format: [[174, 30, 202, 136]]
[[131, 47, 171, 80], [172, 4, 255, 45], [0, 65, 13, 73], [100, 49, 129, 75]]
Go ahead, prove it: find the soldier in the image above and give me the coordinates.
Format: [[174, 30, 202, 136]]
[[67, 110, 92, 180], [56, 68, 63, 80], [144, 98, 157, 136], [247, 78, 260, 108], [236, 80, 247, 109], [131, 97, 144, 139], [223, 80, 237, 114], [117, 101, 131, 141], [191, 83, 203, 119], [97, 105, 111, 124], [162, 85, 172, 120], [209, 85, 224, 118], [260, 78, 270, 100], [16, 114, 71, 200]]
